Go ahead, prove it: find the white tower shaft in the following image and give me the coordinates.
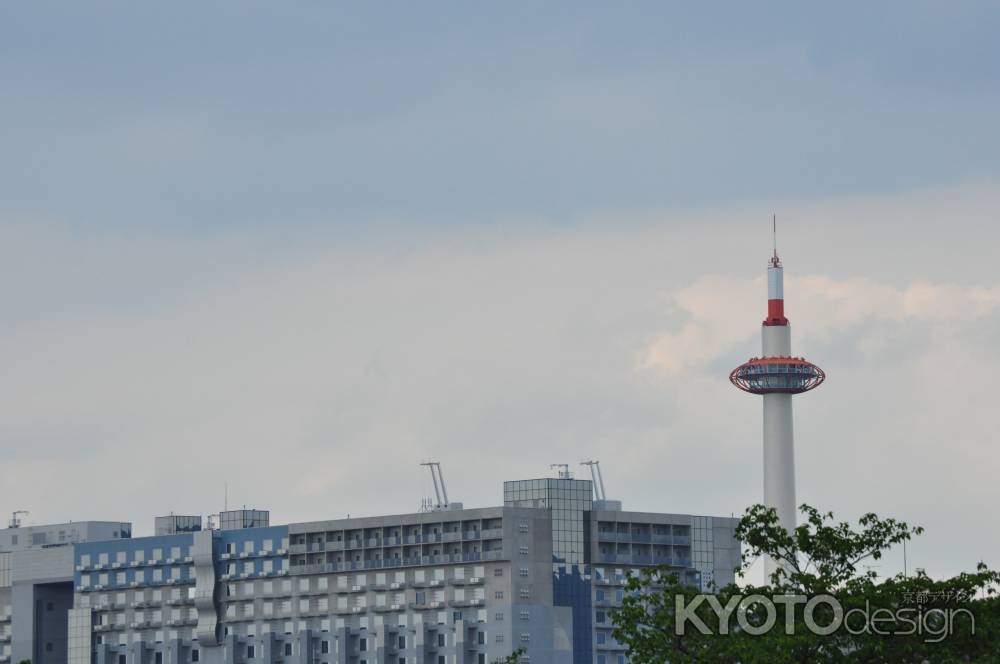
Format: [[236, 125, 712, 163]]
[[762, 323, 795, 538], [732, 239, 824, 582], [762, 265, 795, 578]]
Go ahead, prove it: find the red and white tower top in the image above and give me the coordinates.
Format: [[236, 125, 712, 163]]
[[765, 250, 788, 326]]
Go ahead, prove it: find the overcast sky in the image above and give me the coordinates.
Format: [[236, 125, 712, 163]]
[[1, 3, 998, 583]]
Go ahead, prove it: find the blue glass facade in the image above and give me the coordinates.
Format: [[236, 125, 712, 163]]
[[504, 478, 594, 664]]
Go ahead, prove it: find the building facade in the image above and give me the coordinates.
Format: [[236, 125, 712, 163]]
[[1, 478, 739, 664]]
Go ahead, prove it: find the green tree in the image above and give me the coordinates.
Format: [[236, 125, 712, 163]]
[[612, 504, 1000, 663], [494, 647, 526, 663]]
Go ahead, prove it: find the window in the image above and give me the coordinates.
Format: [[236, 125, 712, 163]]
[[478, 655, 486, 664], [155, 653, 163, 664], [494, 591, 504, 599], [284, 643, 293, 656], [359, 638, 367, 652], [477, 631, 485, 645], [191, 649, 199, 662], [596, 610, 606, 624], [519, 588, 531, 599], [596, 632, 607, 645], [493, 568, 503, 577], [518, 523, 529, 533], [438, 657, 445, 664], [495, 612, 504, 621], [246, 645, 255, 659], [518, 546, 528, 555], [119, 655, 126, 664], [519, 568, 529, 577], [519, 610, 530, 621], [596, 589, 605, 602], [520, 633, 530, 643], [495, 633, 504, 644], [398, 635, 405, 649]]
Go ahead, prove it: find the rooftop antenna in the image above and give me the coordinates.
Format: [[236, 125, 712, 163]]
[[550, 463, 571, 480], [420, 462, 451, 510], [9, 510, 29, 529]]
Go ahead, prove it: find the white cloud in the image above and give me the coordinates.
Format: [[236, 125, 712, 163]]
[[642, 275, 1000, 375], [0, 182, 998, 582]]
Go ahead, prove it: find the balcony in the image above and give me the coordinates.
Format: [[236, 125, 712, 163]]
[[595, 641, 627, 651], [288, 551, 503, 575], [480, 529, 503, 540], [597, 531, 630, 543]]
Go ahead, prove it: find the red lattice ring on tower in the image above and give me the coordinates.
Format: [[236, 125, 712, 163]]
[[729, 356, 826, 394]]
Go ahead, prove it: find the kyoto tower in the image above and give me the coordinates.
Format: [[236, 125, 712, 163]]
[[730, 224, 825, 571]]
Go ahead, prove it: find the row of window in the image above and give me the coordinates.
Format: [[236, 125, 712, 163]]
[[80, 567, 192, 588], [224, 538, 288, 554], [224, 587, 490, 617], [81, 548, 189, 567]]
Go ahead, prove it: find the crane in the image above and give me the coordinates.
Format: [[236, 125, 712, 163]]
[[420, 462, 451, 511], [580, 460, 607, 501]]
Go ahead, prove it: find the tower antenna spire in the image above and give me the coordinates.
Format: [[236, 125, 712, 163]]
[[771, 213, 780, 267], [773, 213, 777, 256]]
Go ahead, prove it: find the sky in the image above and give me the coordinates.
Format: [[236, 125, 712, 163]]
[[1, 3, 998, 583]]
